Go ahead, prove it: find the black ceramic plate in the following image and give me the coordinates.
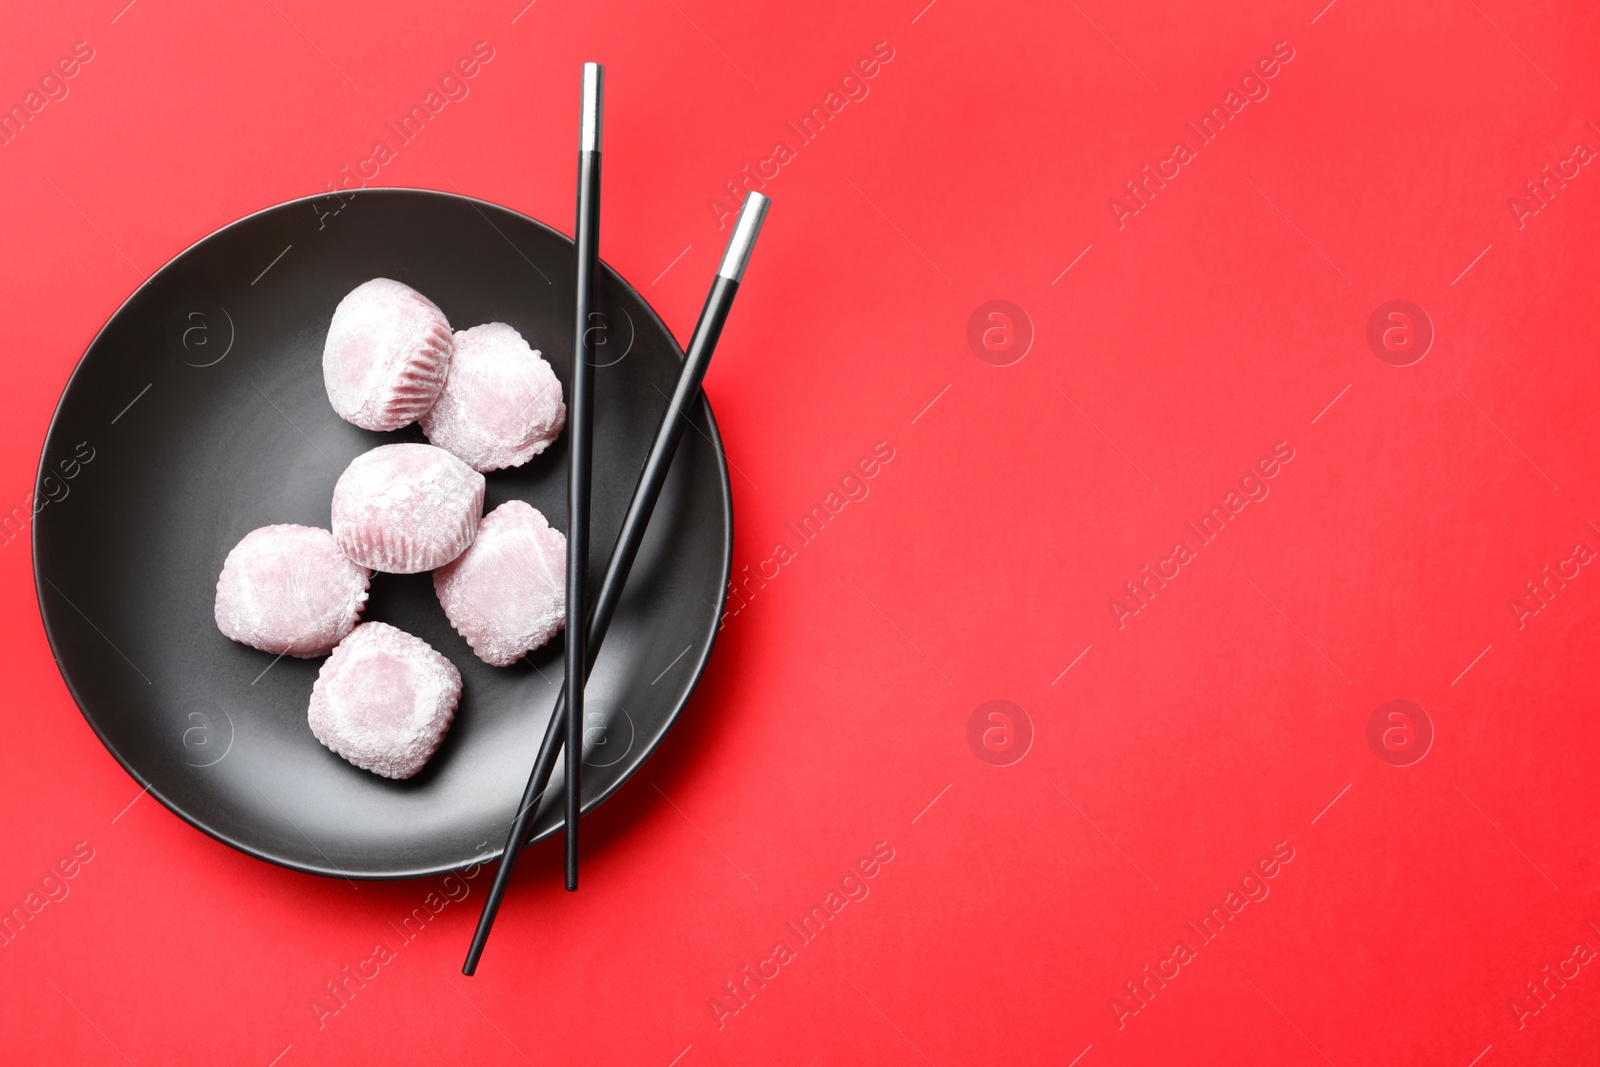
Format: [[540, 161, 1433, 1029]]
[[33, 189, 731, 879]]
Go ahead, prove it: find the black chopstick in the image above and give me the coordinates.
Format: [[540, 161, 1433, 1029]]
[[462, 190, 770, 974], [566, 61, 603, 893]]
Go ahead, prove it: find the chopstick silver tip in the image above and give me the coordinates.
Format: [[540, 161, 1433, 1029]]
[[581, 63, 604, 151], [717, 193, 769, 282]]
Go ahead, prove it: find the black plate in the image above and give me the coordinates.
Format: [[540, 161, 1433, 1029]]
[[33, 189, 731, 879]]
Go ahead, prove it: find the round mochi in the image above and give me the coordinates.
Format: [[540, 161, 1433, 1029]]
[[434, 501, 567, 667], [332, 443, 486, 573], [323, 278, 454, 431], [214, 524, 370, 658], [307, 622, 462, 780], [420, 322, 566, 472]]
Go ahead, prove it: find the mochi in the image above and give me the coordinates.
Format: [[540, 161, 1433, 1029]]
[[323, 278, 454, 431], [332, 443, 486, 573], [433, 500, 567, 666], [420, 322, 566, 471], [307, 622, 462, 780], [214, 524, 370, 658]]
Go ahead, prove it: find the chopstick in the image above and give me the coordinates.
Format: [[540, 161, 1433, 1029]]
[[462, 190, 770, 975], [566, 61, 604, 893]]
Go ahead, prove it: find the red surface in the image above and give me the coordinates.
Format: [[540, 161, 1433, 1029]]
[[3, 1, 1599, 1063]]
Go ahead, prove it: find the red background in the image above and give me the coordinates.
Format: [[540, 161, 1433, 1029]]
[[3, 0, 1599, 1063]]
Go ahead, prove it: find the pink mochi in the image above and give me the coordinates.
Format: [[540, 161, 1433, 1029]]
[[434, 501, 567, 667], [332, 443, 486, 573], [307, 622, 462, 780], [214, 524, 371, 658], [420, 322, 566, 472], [323, 278, 454, 431]]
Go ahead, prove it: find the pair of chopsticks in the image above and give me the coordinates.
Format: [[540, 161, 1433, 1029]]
[[463, 63, 769, 975]]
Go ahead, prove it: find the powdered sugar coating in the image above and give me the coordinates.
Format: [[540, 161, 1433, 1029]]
[[323, 278, 455, 431], [332, 443, 486, 573], [307, 622, 462, 780], [214, 524, 370, 658], [433, 500, 567, 666], [421, 322, 566, 472]]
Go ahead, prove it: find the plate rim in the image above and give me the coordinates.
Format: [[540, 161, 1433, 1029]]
[[32, 186, 734, 880]]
